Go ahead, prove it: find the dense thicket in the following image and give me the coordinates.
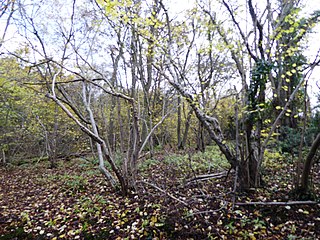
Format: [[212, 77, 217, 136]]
[[0, 0, 319, 195]]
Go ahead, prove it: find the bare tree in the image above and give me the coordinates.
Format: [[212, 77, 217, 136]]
[[8, 0, 175, 195]]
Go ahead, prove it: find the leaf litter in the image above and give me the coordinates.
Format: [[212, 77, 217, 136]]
[[0, 155, 319, 239]]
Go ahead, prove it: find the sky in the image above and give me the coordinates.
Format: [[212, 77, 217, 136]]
[[1, 0, 320, 107], [169, 0, 320, 107]]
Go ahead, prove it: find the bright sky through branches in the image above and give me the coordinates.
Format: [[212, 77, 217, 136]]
[[1, 0, 320, 107]]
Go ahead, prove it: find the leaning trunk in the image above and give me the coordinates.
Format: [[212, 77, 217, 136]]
[[299, 133, 320, 193]]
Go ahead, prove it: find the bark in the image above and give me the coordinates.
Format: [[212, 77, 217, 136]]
[[2, 149, 6, 165], [49, 104, 59, 168], [108, 96, 117, 152], [165, 79, 237, 169], [82, 83, 118, 188], [196, 123, 206, 152], [109, 41, 123, 152], [300, 133, 320, 192], [117, 98, 125, 153], [177, 96, 182, 147], [178, 108, 193, 149], [46, 93, 124, 191], [236, 201, 317, 206], [187, 171, 228, 182]]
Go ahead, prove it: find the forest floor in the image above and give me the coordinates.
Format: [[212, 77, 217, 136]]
[[0, 148, 319, 240]]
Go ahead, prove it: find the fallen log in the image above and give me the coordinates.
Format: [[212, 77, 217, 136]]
[[187, 171, 229, 182], [236, 201, 318, 206]]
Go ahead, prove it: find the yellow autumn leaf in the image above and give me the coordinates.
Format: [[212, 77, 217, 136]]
[[151, 215, 157, 223]]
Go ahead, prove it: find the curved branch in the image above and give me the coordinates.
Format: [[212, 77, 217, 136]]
[[222, 0, 258, 62], [248, 0, 264, 59]]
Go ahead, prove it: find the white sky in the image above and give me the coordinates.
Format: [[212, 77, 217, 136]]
[[1, 0, 320, 106]]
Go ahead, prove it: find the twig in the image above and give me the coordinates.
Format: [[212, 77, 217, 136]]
[[138, 151, 151, 160], [137, 180, 190, 207], [236, 201, 318, 206], [232, 91, 240, 210], [188, 206, 227, 217]]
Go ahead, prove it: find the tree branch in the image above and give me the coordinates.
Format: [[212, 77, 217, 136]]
[[236, 201, 318, 206]]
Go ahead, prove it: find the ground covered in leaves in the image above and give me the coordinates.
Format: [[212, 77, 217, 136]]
[[0, 148, 319, 239]]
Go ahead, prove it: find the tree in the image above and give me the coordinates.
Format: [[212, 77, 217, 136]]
[[209, 0, 320, 189], [7, 0, 177, 195], [154, 0, 320, 190], [298, 132, 320, 196], [0, 0, 15, 50], [0, 55, 83, 165], [4, 0, 320, 196]]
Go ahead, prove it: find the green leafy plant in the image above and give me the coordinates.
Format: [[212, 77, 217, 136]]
[[60, 174, 88, 194], [225, 221, 236, 234], [138, 158, 159, 172]]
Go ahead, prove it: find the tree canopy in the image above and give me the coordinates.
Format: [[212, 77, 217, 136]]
[[0, 0, 320, 239]]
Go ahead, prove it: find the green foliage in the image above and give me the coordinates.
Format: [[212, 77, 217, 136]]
[[78, 157, 98, 169], [138, 158, 159, 172], [215, 97, 237, 139], [0, 56, 86, 162], [60, 174, 88, 194], [20, 211, 31, 225], [192, 145, 231, 171], [278, 127, 299, 155], [263, 149, 285, 169], [224, 221, 236, 234], [279, 125, 317, 155], [309, 111, 320, 134], [0, 227, 33, 240], [163, 145, 230, 173], [249, 60, 273, 111], [269, 6, 320, 130], [74, 195, 106, 217]]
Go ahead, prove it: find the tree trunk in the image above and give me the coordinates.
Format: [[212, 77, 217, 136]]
[[108, 96, 117, 152], [82, 83, 118, 189], [49, 104, 59, 168], [166, 79, 237, 169], [239, 117, 261, 190], [117, 98, 125, 153], [177, 96, 182, 148], [1, 149, 6, 165], [196, 122, 205, 152], [299, 133, 320, 192], [178, 108, 193, 149]]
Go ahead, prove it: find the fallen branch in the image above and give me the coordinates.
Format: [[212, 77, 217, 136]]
[[236, 201, 318, 206], [137, 180, 190, 207], [187, 171, 229, 182], [138, 151, 151, 160], [186, 206, 227, 217]]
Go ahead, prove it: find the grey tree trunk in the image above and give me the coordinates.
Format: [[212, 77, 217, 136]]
[[82, 82, 117, 188], [300, 133, 320, 193]]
